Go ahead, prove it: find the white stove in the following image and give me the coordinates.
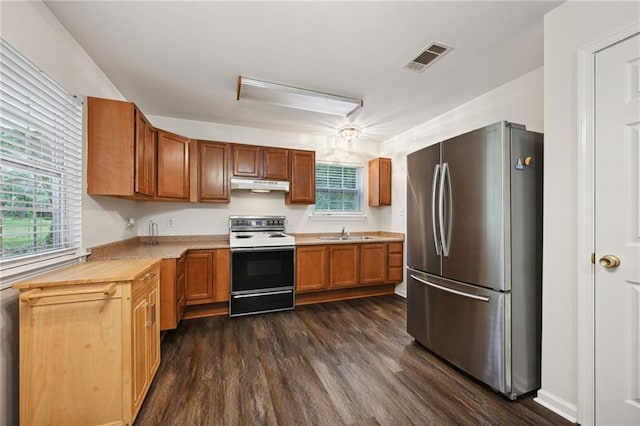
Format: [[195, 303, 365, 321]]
[[229, 216, 295, 249]]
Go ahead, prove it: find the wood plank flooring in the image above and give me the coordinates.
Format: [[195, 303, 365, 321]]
[[135, 295, 571, 426]]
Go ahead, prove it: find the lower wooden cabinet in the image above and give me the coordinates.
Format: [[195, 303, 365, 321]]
[[13, 259, 161, 426], [185, 249, 230, 305], [387, 242, 404, 282], [360, 243, 387, 285], [328, 244, 360, 288], [296, 245, 329, 292], [159, 254, 187, 331]]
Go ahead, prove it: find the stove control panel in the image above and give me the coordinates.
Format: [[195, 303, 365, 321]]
[[229, 215, 286, 231]]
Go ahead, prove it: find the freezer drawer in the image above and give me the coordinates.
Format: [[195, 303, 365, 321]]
[[407, 269, 510, 395]]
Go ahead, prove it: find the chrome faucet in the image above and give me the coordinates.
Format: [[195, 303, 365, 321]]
[[340, 226, 349, 238]]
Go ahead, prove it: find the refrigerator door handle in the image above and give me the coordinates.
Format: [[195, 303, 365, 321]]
[[431, 164, 442, 255], [409, 274, 490, 302], [439, 163, 452, 256]]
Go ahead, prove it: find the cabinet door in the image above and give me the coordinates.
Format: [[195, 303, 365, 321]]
[[368, 157, 391, 206], [159, 259, 177, 331], [360, 243, 387, 285], [176, 255, 186, 319], [134, 110, 155, 197], [146, 281, 160, 381], [185, 251, 214, 304], [131, 291, 149, 414], [199, 141, 230, 202], [157, 130, 190, 199], [329, 244, 359, 288], [233, 144, 260, 177], [286, 150, 315, 204], [263, 147, 289, 180], [296, 245, 328, 292], [212, 249, 230, 302]]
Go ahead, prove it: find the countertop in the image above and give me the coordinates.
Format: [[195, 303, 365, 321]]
[[12, 258, 162, 289], [87, 232, 404, 261]]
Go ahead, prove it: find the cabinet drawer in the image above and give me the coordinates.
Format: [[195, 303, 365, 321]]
[[388, 253, 403, 268], [388, 242, 403, 253], [133, 267, 160, 295]]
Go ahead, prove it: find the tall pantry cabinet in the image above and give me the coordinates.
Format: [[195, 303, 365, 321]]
[[13, 259, 161, 426]]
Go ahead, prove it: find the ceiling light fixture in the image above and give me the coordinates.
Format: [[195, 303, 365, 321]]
[[338, 126, 361, 142], [237, 76, 363, 117]]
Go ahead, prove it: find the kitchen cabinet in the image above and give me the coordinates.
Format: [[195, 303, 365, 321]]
[[368, 157, 392, 206], [296, 245, 329, 292], [387, 242, 404, 282], [159, 254, 187, 331], [286, 149, 316, 204], [87, 96, 156, 198], [14, 259, 161, 426], [185, 249, 230, 305], [198, 141, 230, 202], [360, 243, 387, 284], [328, 244, 359, 288], [232, 144, 290, 180], [157, 130, 190, 200]]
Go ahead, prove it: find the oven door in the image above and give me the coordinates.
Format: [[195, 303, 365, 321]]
[[230, 246, 295, 293]]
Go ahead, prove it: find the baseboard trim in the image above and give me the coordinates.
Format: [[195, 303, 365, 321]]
[[534, 389, 578, 423], [394, 287, 406, 298]]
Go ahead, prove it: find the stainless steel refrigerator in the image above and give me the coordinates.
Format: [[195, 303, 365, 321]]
[[406, 121, 543, 399]]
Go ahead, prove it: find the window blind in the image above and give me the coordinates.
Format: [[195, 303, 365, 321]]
[[0, 38, 83, 287], [315, 163, 363, 212]]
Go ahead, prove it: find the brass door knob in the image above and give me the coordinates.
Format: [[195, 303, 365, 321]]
[[599, 254, 621, 269]]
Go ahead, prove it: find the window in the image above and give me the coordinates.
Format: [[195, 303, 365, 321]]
[[0, 38, 83, 288], [314, 163, 363, 214]]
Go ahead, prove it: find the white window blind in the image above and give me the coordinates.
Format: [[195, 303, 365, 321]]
[[0, 38, 83, 288], [314, 163, 363, 213]]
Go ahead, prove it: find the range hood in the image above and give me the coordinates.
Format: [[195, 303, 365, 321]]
[[230, 178, 290, 193]]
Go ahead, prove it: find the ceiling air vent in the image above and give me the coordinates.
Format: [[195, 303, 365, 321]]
[[404, 41, 453, 73]]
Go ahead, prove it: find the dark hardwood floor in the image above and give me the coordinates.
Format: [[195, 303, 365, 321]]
[[136, 295, 571, 426]]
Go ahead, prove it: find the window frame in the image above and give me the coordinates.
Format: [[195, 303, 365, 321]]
[[313, 161, 365, 218], [0, 38, 84, 289]]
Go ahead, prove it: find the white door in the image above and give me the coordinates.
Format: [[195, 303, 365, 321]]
[[595, 32, 640, 425]]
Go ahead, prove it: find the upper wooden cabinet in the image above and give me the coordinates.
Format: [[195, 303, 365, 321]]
[[156, 130, 190, 200], [198, 141, 230, 203], [87, 96, 156, 198], [286, 149, 316, 204], [232, 145, 290, 180], [368, 157, 391, 206]]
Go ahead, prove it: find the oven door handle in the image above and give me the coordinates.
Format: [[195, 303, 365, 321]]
[[233, 289, 293, 299], [230, 246, 295, 253]]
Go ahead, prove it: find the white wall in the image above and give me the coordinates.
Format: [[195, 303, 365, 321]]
[[379, 67, 544, 296], [538, 1, 639, 421], [139, 116, 384, 236]]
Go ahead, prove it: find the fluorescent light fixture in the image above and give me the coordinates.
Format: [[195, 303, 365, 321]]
[[237, 76, 362, 117], [338, 126, 361, 142]]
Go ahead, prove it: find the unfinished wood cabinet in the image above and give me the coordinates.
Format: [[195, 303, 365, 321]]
[[159, 254, 187, 331], [387, 242, 404, 283], [185, 249, 230, 305], [87, 96, 156, 198], [198, 141, 230, 202], [14, 259, 161, 426], [368, 157, 392, 206], [157, 130, 190, 200], [360, 243, 387, 285], [296, 245, 329, 292], [328, 244, 359, 289], [286, 149, 316, 204]]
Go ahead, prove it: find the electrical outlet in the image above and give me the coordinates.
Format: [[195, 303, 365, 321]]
[[167, 218, 174, 228]]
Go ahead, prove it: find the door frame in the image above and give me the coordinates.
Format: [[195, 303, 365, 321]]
[[576, 22, 640, 426]]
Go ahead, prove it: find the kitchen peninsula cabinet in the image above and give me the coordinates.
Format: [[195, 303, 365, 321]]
[[13, 259, 161, 426], [368, 157, 391, 206], [198, 141, 230, 202], [296, 245, 329, 292], [160, 254, 186, 331], [185, 249, 230, 304], [286, 149, 316, 204], [87, 96, 156, 198], [157, 130, 190, 200]]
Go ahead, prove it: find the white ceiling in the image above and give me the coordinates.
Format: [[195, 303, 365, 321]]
[[45, 1, 562, 143]]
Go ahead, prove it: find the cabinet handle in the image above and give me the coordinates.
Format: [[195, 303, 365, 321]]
[[20, 283, 117, 303], [146, 301, 156, 326]]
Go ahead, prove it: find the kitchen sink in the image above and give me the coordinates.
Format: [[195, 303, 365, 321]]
[[318, 235, 376, 241]]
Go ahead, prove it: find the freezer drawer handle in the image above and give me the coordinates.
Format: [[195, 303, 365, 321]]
[[410, 274, 490, 302], [233, 290, 292, 299]]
